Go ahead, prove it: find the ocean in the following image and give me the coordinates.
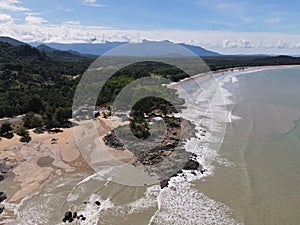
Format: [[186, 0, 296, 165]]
[[2, 66, 300, 225]]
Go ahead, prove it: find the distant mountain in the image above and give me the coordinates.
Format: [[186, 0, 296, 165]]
[[0, 36, 26, 46], [36, 44, 93, 60], [178, 43, 221, 57], [30, 40, 221, 57], [31, 41, 126, 56]]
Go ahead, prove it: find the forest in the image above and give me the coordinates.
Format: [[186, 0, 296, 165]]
[[1, 41, 300, 131]]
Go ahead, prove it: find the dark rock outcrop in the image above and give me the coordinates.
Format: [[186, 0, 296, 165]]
[[0, 192, 7, 203], [73, 212, 77, 218], [103, 131, 124, 150], [95, 201, 101, 206], [0, 207, 4, 214], [160, 179, 169, 188], [182, 159, 199, 170], [62, 211, 72, 223]]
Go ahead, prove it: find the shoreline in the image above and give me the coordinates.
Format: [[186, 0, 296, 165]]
[[0, 125, 91, 204], [1, 64, 299, 221], [169, 64, 300, 87]]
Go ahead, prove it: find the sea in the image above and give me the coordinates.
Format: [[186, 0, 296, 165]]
[[2, 66, 300, 225]]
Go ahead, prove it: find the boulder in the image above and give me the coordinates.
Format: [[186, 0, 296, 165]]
[[160, 179, 169, 189], [0, 207, 4, 214], [63, 211, 72, 223], [95, 201, 101, 206], [182, 159, 199, 170], [73, 211, 77, 218], [0, 192, 7, 203]]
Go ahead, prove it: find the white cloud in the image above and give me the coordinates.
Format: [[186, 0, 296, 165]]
[[276, 40, 287, 49], [25, 15, 47, 25], [265, 17, 282, 23], [0, 0, 29, 11], [0, 13, 13, 23], [1, 22, 300, 55], [222, 38, 254, 49], [82, 0, 106, 7], [83, 0, 96, 3], [63, 21, 81, 26]]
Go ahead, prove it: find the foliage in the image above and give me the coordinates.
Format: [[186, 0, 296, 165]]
[[1, 41, 300, 132], [16, 126, 31, 142], [16, 126, 29, 137], [23, 112, 43, 129], [0, 123, 12, 136]]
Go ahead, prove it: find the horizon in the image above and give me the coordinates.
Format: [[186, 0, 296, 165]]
[[0, 1, 300, 55]]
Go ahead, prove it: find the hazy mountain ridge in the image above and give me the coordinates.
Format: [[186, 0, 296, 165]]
[[30, 40, 221, 56]]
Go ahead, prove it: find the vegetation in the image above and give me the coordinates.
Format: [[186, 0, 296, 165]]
[[0, 123, 12, 137], [1, 40, 300, 133], [16, 126, 31, 142], [0, 42, 93, 128]]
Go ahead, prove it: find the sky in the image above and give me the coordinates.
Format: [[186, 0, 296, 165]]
[[0, 0, 300, 54]]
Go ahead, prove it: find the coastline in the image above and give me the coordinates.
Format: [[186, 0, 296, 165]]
[[0, 125, 90, 204], [169, 64, 300, 87], [2, 64, 299, 204], [1, 64, 300, 223]]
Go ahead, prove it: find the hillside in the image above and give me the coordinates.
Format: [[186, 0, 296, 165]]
[[36, 44, 91, 60], [0, 41, 92, 125], [1, 37, 300, 124], [0, 36, 26, 46]]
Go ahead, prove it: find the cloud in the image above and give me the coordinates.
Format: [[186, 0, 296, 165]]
[[1, 21, 300, 55], [265, 17, 282, 23], [276, 40, 287, 49], [63, 21, 81, 26], [222, 38, 254, 49], [0, 0, 29, 11], [25, 15, 47, 25], [83, 0, 96, 3], [0, 13, 14, 23], [82, 0, 106, 7]]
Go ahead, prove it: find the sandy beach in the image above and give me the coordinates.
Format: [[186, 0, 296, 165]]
[[1, 64, 300, 223], [0, 115, 136, 204], [0, 125, 86, 203]]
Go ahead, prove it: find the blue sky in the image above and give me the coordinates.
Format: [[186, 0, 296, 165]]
[[0, 0, 300, 54]]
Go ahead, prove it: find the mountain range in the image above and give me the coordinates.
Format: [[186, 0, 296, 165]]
[[30, 40, 221, 57]]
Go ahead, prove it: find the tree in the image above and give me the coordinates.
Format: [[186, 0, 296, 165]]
[[54, 107, 71, 125], [0, 123, 12, 137], [23, 112, 43, 129], [17, 126, 31, 142]]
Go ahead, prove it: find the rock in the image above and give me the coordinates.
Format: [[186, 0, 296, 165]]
[[160, 179, 169, 189], [63, 211, 73, 223], [103, 131, 124, 150], [82, 217, 86, 221], [182, 159, 199, 170], [73, 212, 77, 218], [0, 207, 4, 214], [95, 201, 101, 206], [0, 192, 7, 203], [1, 169, 8, 174], [0, 175, 4, 182]]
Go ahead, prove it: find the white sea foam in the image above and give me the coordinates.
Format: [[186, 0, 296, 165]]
[[75, 194, 114, 225], [145, 71, 244, 224], [149, 182, 240, 225]]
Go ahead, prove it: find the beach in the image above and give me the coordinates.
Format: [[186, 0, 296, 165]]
[[1, 65, 300, 224]]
